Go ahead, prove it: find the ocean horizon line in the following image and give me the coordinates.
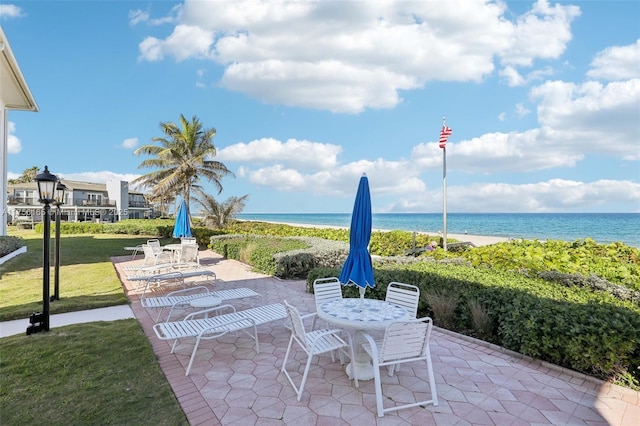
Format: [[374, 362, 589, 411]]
[[236, 212, 640, 248]]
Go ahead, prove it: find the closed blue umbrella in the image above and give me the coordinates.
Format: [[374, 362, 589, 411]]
[[172, 199, 192, 238], [339, 174, 374, 301]]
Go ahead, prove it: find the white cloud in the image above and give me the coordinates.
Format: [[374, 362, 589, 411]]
[[128, 9, 150, 26], [217, 138, 342, 171], [7, 134, 21, 154], [500, 65, 525, 87], [121, 137, 138, 149], [587, 39, 640, 81], [384, 179, 640, 213], [411, 128, 584, 173], [515, 103, 531, 117], [7, 121, 21, 154], [445, 179, 640, 213], [139, 24, 214, 62], [234, 151, 424, 198], [0, 4, 25, 19], [530, 78, 640, 159], [129, 5, 180, 26], [137, 0, 579, 113], [500, 65, 556, 87], [499, 0, 580, 67]]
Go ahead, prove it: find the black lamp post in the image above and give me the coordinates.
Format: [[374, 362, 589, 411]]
[[52, 181, 67, 301], [27, 165, 57, 335]]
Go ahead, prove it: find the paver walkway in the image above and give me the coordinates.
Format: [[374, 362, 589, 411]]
[[113, 251, 638, 425]]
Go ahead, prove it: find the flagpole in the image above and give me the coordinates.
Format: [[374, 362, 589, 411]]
[[442, 117, 448, 252]]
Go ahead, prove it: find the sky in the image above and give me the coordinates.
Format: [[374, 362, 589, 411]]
[[1, 0, 639, 214]]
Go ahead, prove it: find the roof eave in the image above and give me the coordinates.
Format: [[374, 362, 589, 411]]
[[0, 26, 39, 112]]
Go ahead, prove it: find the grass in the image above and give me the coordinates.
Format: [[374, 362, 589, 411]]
[[0, 228, 174, 321], [0, 228, 188, 424], [0, 320, 188, 425]]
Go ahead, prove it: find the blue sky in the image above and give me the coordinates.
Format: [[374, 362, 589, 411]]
[[2, 0, 639, 214]]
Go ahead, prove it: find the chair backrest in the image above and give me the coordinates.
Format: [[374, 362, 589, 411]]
[[147, 239, 162, 255], [313, 277, 343, 309], [141, 244, 155, 262], [283, 300, 308, 350], [179, 244, 199, 264], [385, 282, 419, 318], [181, 237, 197, 245], [378, 317, 432, 363]]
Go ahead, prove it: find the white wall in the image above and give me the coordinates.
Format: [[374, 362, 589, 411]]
[[106, 180, 129, 220], [1, 104, 7, 236]]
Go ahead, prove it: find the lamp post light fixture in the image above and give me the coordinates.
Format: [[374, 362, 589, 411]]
[[27, 165, 57, 335], [52, 181, 67, 302]]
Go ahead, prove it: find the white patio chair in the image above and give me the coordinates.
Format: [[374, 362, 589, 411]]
[[174, 243, 200, 268], [385, 282, 420, 319], [311, 277, 344, 330], [146, 239, 163, 255], [141, 243, 173, 266], [281, 300, 355, 401], [357, 317, 438, 417]]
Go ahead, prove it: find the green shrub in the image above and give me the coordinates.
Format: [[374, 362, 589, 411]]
[[463, 238, 640, 291], [209, 234, 310, 276]]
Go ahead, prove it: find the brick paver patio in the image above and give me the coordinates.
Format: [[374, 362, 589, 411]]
[[113, 251, 639, 425]]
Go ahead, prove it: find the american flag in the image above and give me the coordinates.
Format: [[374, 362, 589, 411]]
[[439, 126, 452, 149]]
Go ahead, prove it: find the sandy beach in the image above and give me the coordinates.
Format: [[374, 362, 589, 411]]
[[239, 219, 510, 247]]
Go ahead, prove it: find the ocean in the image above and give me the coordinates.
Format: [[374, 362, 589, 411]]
[[237, 213, 640, 248]]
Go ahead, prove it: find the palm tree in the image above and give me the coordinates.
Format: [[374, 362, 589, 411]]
[[145, 192, 176, 218], [131, 114, 234, 218], [197, 193, 249, 229], [8, 166, 39, 184]]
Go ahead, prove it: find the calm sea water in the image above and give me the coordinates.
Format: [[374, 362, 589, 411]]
[[237, 213, 640, 248]]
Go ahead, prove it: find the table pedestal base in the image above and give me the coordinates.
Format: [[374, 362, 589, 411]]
[[346, 353, 375, 381]]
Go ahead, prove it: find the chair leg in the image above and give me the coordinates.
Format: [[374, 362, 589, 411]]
[[185, 335, 203, 376], [281, 336, 310, 401], [372, 359, 385, 417], [282, 336, 293, 369], [296, 353, 314, 401], [426, 349, 439, 406]]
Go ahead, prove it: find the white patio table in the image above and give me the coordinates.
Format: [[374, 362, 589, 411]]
[[317, 298, 409, 380]]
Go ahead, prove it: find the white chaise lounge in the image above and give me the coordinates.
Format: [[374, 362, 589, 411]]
[[153, 303, 287, 375], [127, 269, 216, 296], [141, 286, 263, 322]]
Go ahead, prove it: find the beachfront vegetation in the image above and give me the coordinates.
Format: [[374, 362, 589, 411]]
[[219, 220, 640, 292], [130, 114, 234, 212]]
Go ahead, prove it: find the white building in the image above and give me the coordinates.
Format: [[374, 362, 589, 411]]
[[7, 179, 153, 226], [1, 25, 39, 236]]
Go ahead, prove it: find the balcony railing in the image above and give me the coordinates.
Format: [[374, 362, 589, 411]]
[[79, 200, 117, 207]]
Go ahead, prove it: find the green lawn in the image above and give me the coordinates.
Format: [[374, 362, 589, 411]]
[[0, 229, 174, 321], [0, 228, 188, 424]]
